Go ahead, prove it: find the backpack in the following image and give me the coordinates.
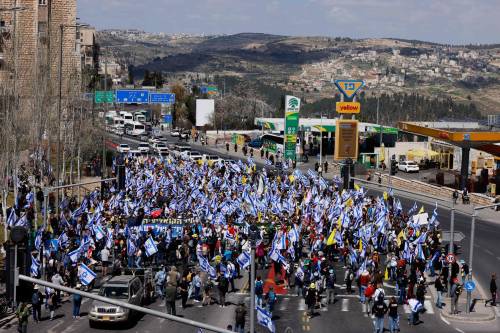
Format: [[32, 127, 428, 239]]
[[455, 285, 462, 296], [255, 281, 264, 295], [267, 291, 276, 304], [32, 292, 40, 305]]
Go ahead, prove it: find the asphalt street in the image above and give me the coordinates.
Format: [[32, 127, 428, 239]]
[[14, 132, 494, 333]]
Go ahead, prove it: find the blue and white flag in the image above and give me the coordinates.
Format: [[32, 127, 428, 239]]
[[69, 247, 81, 263], [58, 232, 69, 249], [24, 192, 34, 209], [295, 266, 305, 281], [78, 263, 96, 286], [127, 238, 137, 256], [34, 229, 43, 251], [257, 306, 275, 333], [30, 254, 40, 277], [7, 208, 17, 227], [93, 224, 106, 241], [198, 256, 217, 279], [14, 214, 29, 228], [236, 251, 251, 269], [144, 237, 158, 257], [106, 228, 113, 249]]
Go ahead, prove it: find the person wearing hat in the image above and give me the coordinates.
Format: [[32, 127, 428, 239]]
[[305, 283, 318, 317], [31, 286, 43, 323]]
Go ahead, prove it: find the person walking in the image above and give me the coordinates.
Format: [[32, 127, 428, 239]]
[[372, 296, 388, 333], [72, 285, 83, 319], [387, 297, 399, 333], [485, 273, 497, 307], [234, 302, 247, 333], [48, 290, 57, 320], [265, 286, 277, 316], [325, 268, 336, 304], [179, 276, 189, 309], [217, 272, 228, 307], [255, 276, 264, 307], [100, 247, 110, 277], [154, 266, 166, 300], [408, 298, 423, 325], [434, 275, 446, 308], [165, 283, 177, 316], [31, 287, 43, 323], [16, 302, 29, 333], [450, 278, 462, 315], [305, 283, 318, 318], [345, 266, 354, 294]]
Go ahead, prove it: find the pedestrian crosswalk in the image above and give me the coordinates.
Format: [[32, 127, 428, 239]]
[[269, 294, 436, 317]]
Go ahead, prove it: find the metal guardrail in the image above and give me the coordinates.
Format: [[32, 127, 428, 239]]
[[18, 275, 233, 333]]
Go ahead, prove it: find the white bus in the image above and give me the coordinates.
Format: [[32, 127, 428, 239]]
[[119, 111, 134, 122], [112, 117, 125, 134], [134, 113, 146, 123], [125, 121, 146, 137]]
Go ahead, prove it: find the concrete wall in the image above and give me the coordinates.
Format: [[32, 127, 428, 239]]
[[377, 173, 494, 206]]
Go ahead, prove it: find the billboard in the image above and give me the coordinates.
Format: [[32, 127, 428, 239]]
[[284, 95, 301, 161], [334, 119, 359, 160], [196, 99, 215, 127]]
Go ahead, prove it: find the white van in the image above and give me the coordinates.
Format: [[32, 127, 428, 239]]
[[124, 121, 146, 137], [119, 111, 134, 122]]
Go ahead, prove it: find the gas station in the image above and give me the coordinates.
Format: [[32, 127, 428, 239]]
[[398, 121, 500, 191]]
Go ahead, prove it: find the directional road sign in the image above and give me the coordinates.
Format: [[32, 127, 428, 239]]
[[441, 231, 465, 242], [464, 280, 475, 292], [116, 90, 149, 104], [94, 91, 115, 103], [163, 114, 172, 124], [334, 79, 364, 99], [150, 93, 175, 104], [446, 253, 456, 264]]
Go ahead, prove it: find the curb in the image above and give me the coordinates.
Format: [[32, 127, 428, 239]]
[[440, 308, 496, 323]]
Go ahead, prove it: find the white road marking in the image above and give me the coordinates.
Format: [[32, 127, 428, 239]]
[[341, 298, 349, 312], [47, 320, 64, 333], [455, 328, 465, 333], [361, 303, 368, 317], [484, 249, 494, 255], [298, 299, 307, 311], [424, 300, 434, 314], [440, 314, 451, 325], [279, 298, 289, 311]]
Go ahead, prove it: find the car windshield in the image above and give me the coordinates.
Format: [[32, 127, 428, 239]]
[[99, 286, 129, 299], [407, 162, 417, 166]]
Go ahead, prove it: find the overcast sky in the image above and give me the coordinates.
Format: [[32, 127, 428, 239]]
[[78, 0, 500, 44]]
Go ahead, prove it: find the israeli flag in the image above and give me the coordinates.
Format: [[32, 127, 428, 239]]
[[256, 306, 275, 333], [24, 192, 34, 208], [69, 247, 81, 263], [144, 237, 158, 257], [34, 230, 43, 251], [236, 251, 251, 269], [106, 228, 113, 249], [198, 256, 217, 279], [295, 266, 305, 281], [30, 255, 40, 277], [7, 208, 17, 227], [78, 263, 96, 286], [93, 224, 106, 241], [127, 239, 137, 256], [14, 214, 29, 228], [58, 232, 69, 249]]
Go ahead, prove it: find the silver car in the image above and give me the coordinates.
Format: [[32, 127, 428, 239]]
[[89, 275, 143, 327]]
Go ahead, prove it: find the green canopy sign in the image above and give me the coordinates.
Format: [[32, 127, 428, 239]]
[[284, 96, 301, 160]]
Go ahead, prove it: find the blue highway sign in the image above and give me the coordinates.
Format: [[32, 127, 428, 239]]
[[116, 90, 150, 104], [150, 93, 175, 104]]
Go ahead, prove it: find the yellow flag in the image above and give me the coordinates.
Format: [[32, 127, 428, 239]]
[[337, 216, 342, 228], [346, 198, 353, 208], [354, 184, 360, 191], [418, 206, 424, 214], [327, 229, 337, 246], [384, 268, 389, 281], [289, 174, 295, 183], [242, 176, 247, 185], [383, 192, 388, 201], [396, 230, 405, 247], [359, 239, 363, 251]]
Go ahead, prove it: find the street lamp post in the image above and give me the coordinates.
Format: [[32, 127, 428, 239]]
[[56, 23, 88, 213], [249, 224, 260, 333], [466, 203, 500, 314]]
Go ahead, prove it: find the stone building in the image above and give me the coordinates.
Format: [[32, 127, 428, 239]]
[[0, 0, 84, 100]]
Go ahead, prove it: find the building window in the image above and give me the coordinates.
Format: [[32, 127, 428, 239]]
[[39, 0, 47, 5]]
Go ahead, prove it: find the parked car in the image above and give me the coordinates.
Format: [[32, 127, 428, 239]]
[[156, 147, 169, 157], [398, 161, 420, 173], [153, 143, 168, 153], [180, 130, 190, 140], [148, 137, 160, 145], [137, 143, 150, 154], [116, 144, 130, 153], [202, 154, 220, 163], [89, 275, 144, 327], [170, 130, 180, 137], [181, 150, 202, 160], [172, 144, 191, 157]]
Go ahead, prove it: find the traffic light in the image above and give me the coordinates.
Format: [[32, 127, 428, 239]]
[[390, 160, 398, 176]]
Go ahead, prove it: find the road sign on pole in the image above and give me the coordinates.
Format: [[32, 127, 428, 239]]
[[150, 93, 175, 104], [464, 280, 475, 292], [334, 119, 359, 160], [94, 91, 114, 103], [116, 90, 150, 104], [446, 253, 456, 264], [334, 80, 365, 99]]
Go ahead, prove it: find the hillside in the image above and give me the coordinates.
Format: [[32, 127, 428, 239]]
[[98, 31, 500, 116]]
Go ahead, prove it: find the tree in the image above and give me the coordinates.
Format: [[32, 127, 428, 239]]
[[128, 65, 135, 85]]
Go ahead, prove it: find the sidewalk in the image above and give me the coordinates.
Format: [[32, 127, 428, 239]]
[[425, 274, 496, 323]]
